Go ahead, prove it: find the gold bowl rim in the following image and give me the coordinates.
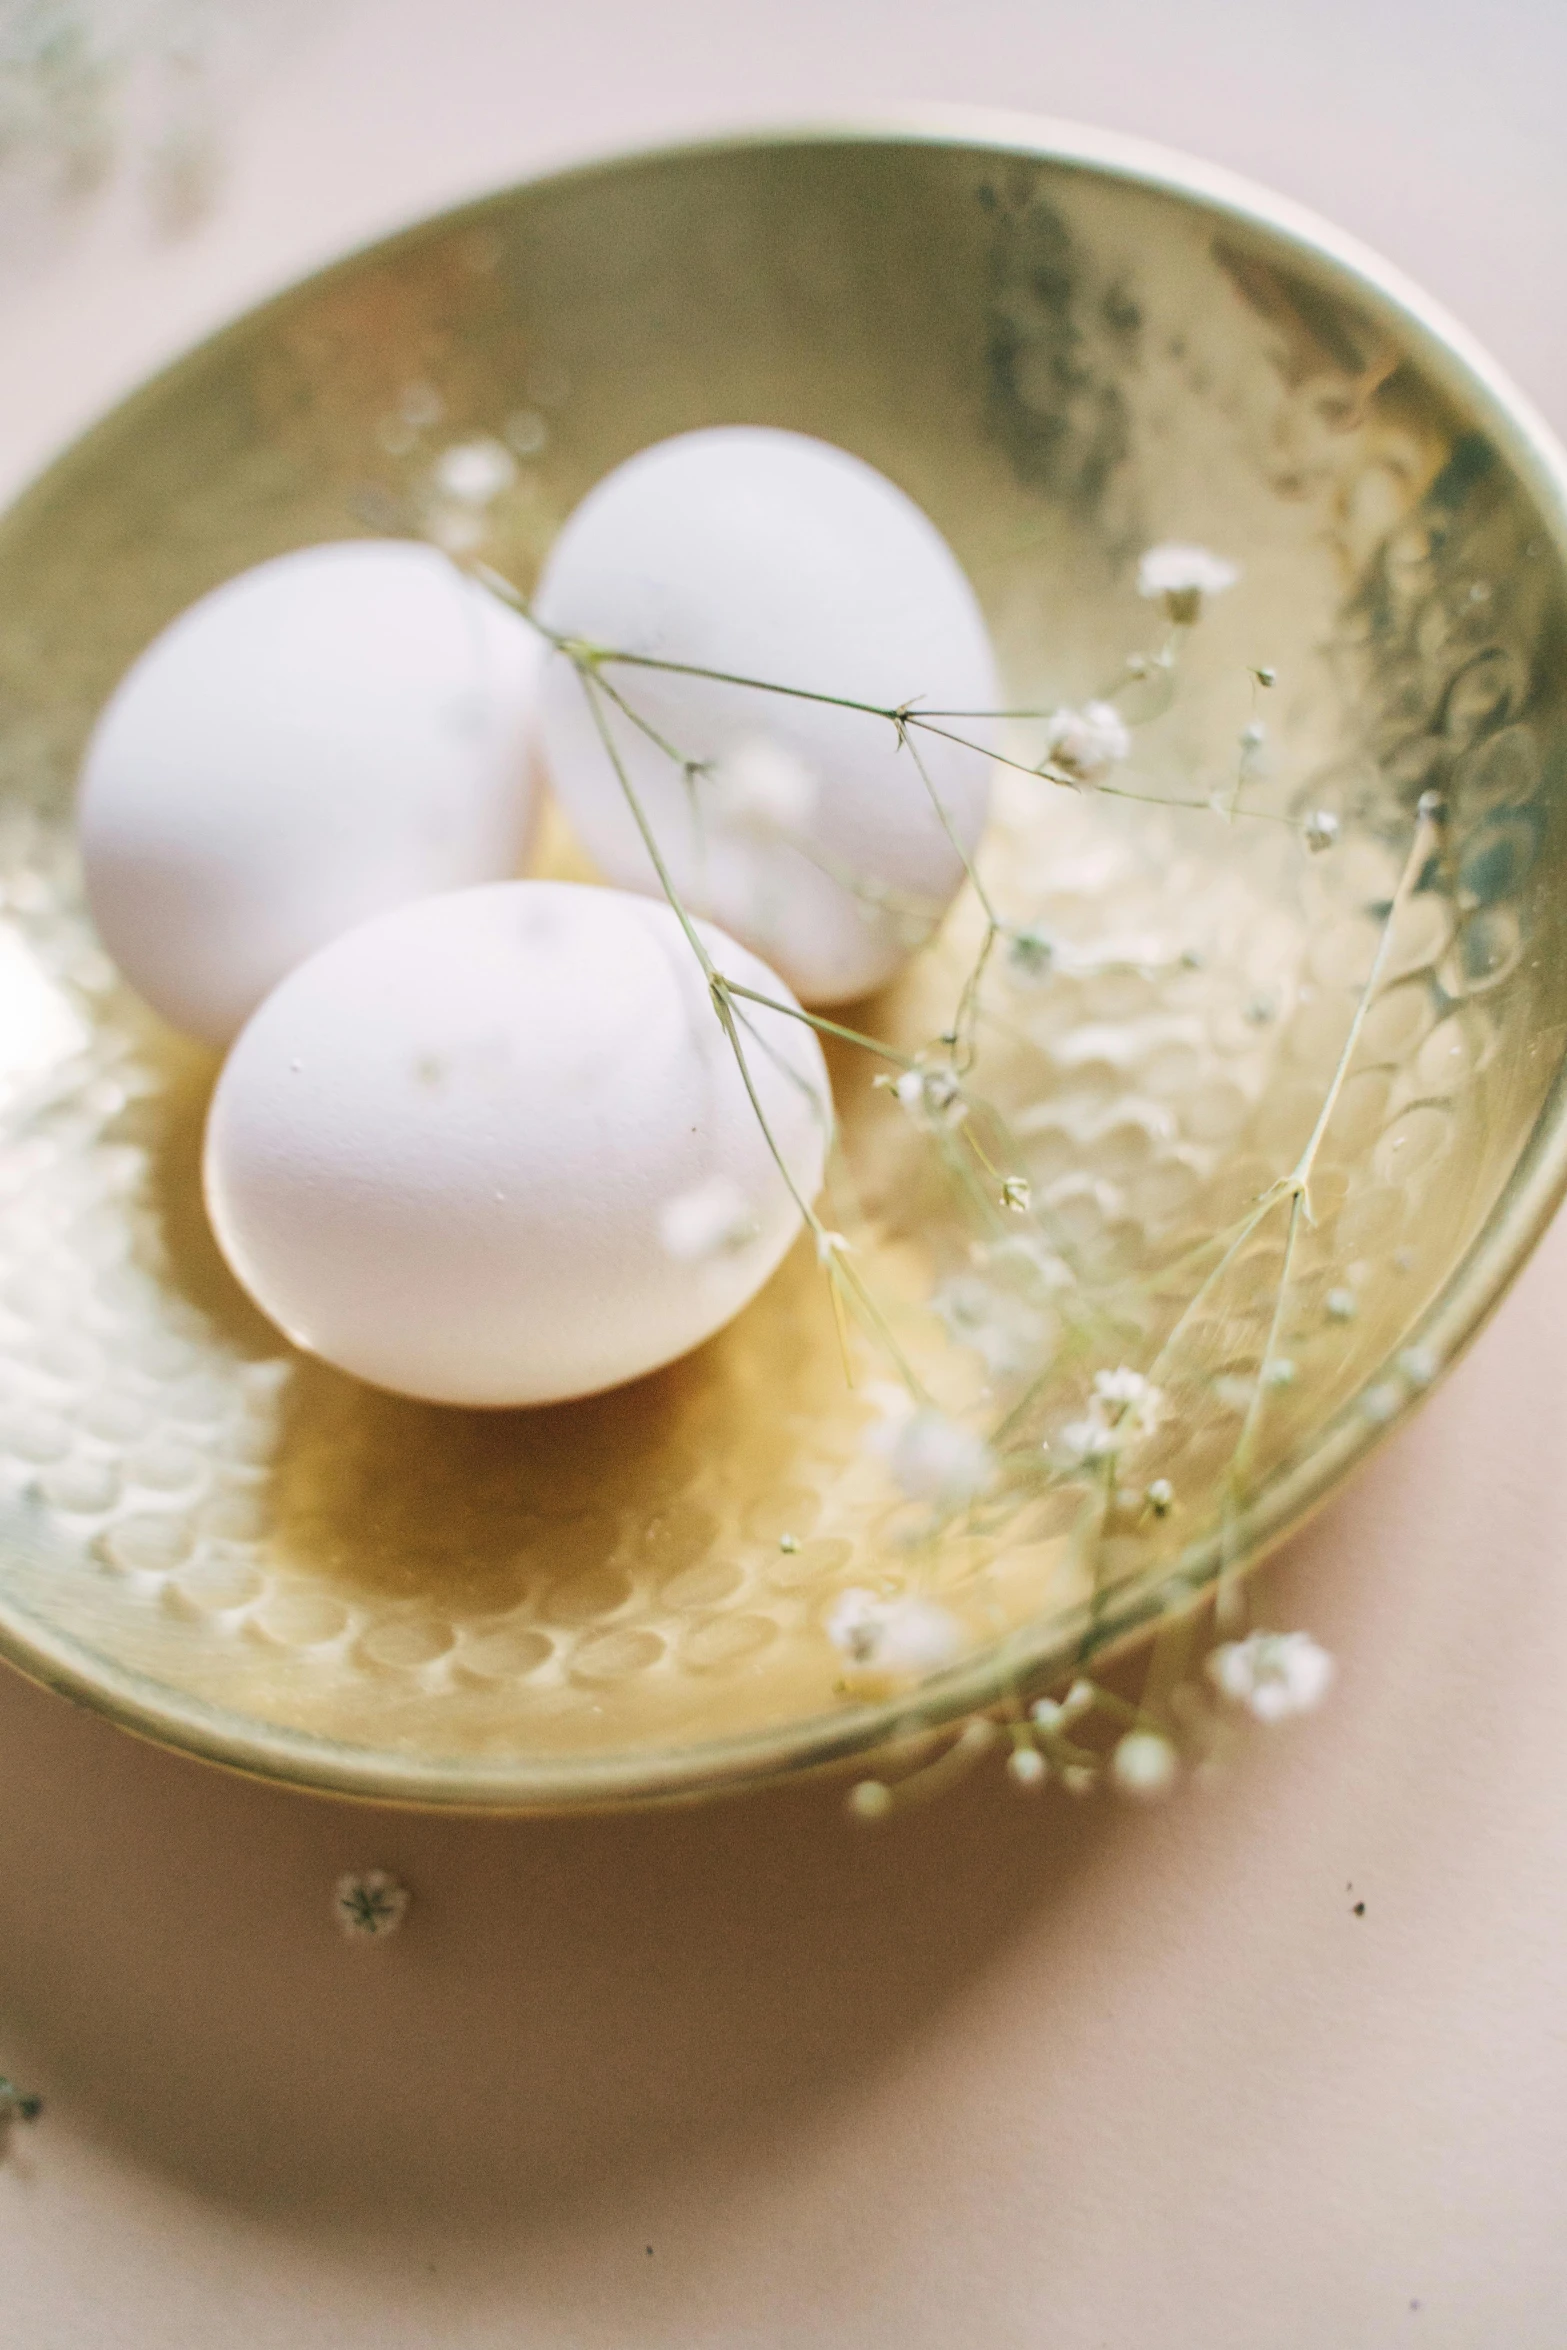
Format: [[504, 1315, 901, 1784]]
[[5, 109, 1567, 1812]]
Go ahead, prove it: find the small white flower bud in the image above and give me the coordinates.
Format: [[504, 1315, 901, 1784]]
[[1110, 1730, 1179, 1799]]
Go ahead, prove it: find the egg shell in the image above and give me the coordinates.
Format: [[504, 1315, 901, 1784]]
[[203, 880, 831, 1407], [534, 427, 999, 1007], [78, 540, 542, 1047]]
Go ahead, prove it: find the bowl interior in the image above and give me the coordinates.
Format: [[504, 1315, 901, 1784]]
[[0, 127, 1564, 1807]]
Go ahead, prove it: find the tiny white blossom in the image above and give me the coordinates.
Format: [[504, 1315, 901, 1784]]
[[1030, 1678, 1095, 1733], [504, 407, 549, 456], [1007, 1744, 1048, 1788], [1304, 808, 1341, 853], [826, 1588, 966, 1677], [432, 436, 517, 506], [933, 1275, 1046, 1379], [893, 1064, 968, 1131], [848, 1778, 893, 1821], [1059, 1368, 1165, 1465], [659, 1177, 758, 1262], [1399, 1344, 1438, 1387], [884, 1408, 993, 1506], [334, 1870, 410, 1941], [989, 1231, 1074, 1291], [1137, 542, 1241, 617], [424, 505, 487, 555], [1040, 700, 1130, 785], [709, 736, 818, 834], [1326, 1287, 1358, 1322], [1207, 1630, 1335, 1723], [1110, 1730, 1179, 1799], [1006, 924, 1055, 984]]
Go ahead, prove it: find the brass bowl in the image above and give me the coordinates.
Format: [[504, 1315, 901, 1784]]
[[1, 118, 1564, 1810]]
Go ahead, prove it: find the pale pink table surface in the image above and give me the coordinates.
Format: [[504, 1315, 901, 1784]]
[[3, 6, 1566, 2343]]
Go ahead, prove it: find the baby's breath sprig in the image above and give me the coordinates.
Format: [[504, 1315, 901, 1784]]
[[456, 528, 1409, 1810]]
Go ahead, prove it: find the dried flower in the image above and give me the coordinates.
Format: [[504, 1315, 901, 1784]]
[[1145, 1477, 1175, 1516], [1001, 1174, 1031, 1213], [1039, 700, 1131, 784], [1326, 1287, 1358, 1322], [826, 1588, 966, 1677], [334, 1870, 410, 1941], [1304, 809, 1341, 853], [1207, 1630, 1335, 1722], [1110, 1729, 1179, 1799], [1137, 542, 1240, 622], [659, 1176, 758, 1262]]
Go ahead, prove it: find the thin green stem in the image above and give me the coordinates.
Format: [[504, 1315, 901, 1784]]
[[1278, 802, 1436, 1217], [719, 981, 921, 1070]]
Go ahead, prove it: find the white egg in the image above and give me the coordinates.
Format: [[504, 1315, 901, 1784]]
[[203, 880, 831, 1406], [78, 540, 542, 1047], [534, 427, 999, 1007]]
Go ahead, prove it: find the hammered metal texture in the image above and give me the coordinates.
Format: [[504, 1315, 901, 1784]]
[[0, 133, 1562, 1805]]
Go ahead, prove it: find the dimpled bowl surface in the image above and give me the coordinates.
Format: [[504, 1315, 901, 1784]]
[[1, 119, 1565, 1809]]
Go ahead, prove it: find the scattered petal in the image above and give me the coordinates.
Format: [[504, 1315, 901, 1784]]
[[334, 1870, 410, 1941]]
